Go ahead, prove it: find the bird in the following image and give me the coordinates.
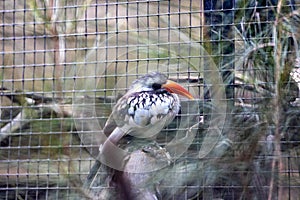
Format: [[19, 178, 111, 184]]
[[97, 72, 194, 169]]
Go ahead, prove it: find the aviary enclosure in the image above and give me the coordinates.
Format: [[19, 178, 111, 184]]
[[0, 0, 299, 199]]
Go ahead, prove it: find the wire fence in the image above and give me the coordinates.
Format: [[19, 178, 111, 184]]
[[0, 0, 300, 199]]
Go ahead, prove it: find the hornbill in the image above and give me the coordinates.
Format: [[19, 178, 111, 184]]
[[86, 72, 195, 199]]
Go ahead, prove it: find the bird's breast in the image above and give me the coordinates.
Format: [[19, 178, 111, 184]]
[[126, 91, 179, 127]]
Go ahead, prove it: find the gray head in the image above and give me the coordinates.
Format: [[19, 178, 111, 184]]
[[129, 72, 168, 93], [128, 72, 194, 99]]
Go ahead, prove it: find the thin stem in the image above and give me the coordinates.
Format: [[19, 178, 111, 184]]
[[268, 1, 284, 200]]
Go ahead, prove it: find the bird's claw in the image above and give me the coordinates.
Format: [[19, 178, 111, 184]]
[[142, 145, 172, 165], [215, 138, 233, 148]]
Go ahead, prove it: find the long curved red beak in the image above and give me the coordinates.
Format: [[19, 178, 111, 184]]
[[162, 80, 194, 100]]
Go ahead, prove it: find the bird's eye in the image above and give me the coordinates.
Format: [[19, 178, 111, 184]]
[[152, 83, 162, 90]]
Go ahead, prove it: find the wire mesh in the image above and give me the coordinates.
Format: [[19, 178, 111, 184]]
[[0, 0, 300, 199]]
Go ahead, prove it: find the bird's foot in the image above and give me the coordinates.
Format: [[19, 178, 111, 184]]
[[215, 138, 233, 148], [142, 145, 172, 164]]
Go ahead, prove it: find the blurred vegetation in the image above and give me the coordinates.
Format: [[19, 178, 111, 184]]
[[0, 0, 299, 199]]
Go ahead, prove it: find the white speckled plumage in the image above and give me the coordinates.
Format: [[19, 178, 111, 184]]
[[126, 91, 179, 127]]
